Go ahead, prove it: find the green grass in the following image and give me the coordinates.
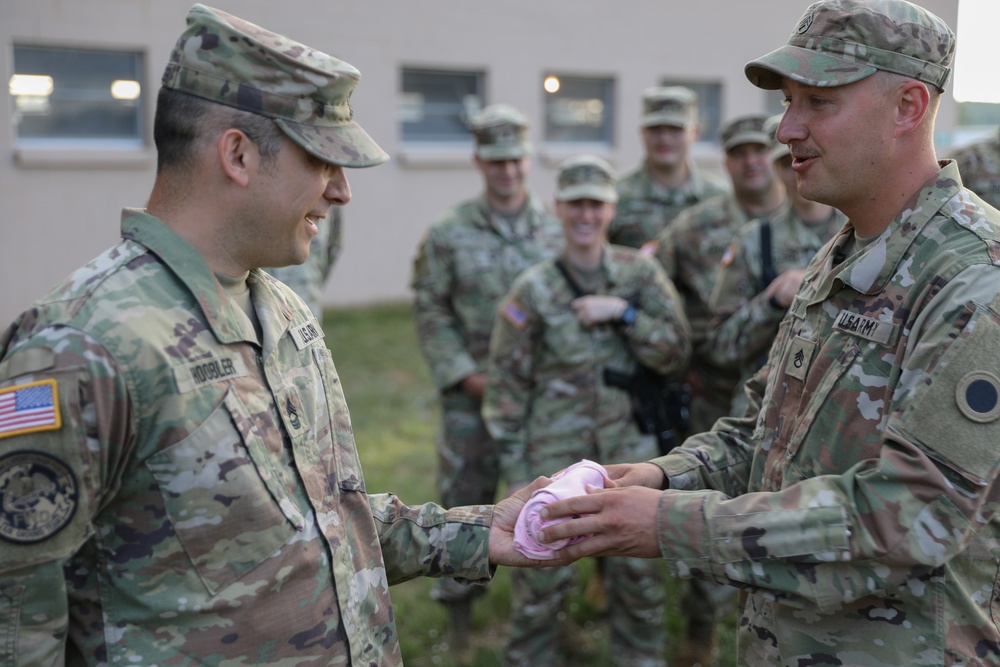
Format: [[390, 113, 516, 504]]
[[323, 301, 736, 667]]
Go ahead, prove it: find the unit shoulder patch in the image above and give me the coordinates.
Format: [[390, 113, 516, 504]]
[[0, 450, 78, 544], [955, 371, 1000, 423]]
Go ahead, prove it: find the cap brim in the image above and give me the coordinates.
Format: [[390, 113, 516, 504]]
[[555, 185, 618, 203], [277, 118, 389, 168], [640, 113, 690, 129], [745, 44, 877, 90], [723, 132, 770, 153], [476, 144, 531, 161]]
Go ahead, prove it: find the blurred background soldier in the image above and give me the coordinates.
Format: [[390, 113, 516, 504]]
[[410, 103, 563, 657], [264, 206, 343, 319], [652, 113, 785, 667], [483, 155, 690, 667], [945, 125, 1000, 209], [706, 114, 846, 416], [609, 86, 729, 249]]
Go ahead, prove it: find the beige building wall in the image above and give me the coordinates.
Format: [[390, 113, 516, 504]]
[[0, 0, 959, 324]]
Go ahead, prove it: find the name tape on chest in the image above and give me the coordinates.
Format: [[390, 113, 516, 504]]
[[833, 310, 894, 345], [290, 321, 325, 350], [173, 355, 249, 393]]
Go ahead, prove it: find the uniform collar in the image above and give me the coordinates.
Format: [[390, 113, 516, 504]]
[[641, 161, 709, 202], [473, 192, 547, 235], [806, 161, 965, 304], [120, 209, 298, 348]]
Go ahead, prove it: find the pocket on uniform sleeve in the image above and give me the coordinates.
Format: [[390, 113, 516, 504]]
[[891, 304, 1000, 489]]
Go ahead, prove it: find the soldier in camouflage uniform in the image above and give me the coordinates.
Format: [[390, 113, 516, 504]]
[[654, 114, 786, 438], [650, 114, 785, 667], [483, 155, 690, 667], [0, 6, 549, 665], [538, 2, 1000, 665], [706, 114, 846, 416], [264, 206, 343, 319], [945, 126, 1000, 209], [410, 104, 563, 644], [609, 87, 729, 249]]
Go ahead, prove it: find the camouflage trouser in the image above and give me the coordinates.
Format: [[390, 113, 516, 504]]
[[506, 558, 666, 667], [430, 388, 499, 604]]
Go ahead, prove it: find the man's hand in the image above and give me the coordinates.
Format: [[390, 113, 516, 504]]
[[502, 481, 529, 498], [488, 477, 577, 567], [536, 484, 664, 560], [571, 295, 628, 327], [602, 462, 667, 489], [459, 373, 487, 399], [763, 268, 806, 309]]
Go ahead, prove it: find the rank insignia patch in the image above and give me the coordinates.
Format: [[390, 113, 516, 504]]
[[0, 450, 78, 543]]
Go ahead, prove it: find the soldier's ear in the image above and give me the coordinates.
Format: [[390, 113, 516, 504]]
[[893, 80, 931, 139], [217, 128, 256, 188]]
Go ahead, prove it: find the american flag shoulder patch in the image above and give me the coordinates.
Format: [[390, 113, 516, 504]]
[[501, 298, 529, 330], [0, 380, 61, 439], [720, 244, 736, 267]]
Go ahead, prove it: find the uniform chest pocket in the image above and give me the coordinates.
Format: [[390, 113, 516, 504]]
[[453, 243, 500, 282], [784, 336, 891, 478], [313, 347, 366, 492], [540, 307, 597, 368], [145, 390, 300, 596]]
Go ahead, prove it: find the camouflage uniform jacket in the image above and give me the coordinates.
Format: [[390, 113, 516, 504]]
[[946, 127, 1000, 210], [0, 210, 493, 667], [653, 193, 771, 418], [411, 193, 563, 391], [650, 162, 1000, 665], [706, 202, 847, 415], [483, 246, 690, 485], [608, 163, 730, 248]]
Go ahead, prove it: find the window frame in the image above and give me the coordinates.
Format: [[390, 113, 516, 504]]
[[399, 67, 485, 147], [540, 73, 615, 148], [659, 78, 724, 146], [10, 43, 147, 150]]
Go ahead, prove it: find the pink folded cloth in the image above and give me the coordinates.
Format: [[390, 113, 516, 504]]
[[513, 459, 610, 560]]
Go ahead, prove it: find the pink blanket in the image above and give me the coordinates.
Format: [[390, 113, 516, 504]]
[[513, 459, 610, 559]]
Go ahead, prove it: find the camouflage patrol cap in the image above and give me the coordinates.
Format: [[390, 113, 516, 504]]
[[745, 0, 955, 93], [640, 86, 697, 128], [555, 155, 618, 203], [161, 4, 389, 168], [468, 104, 532, 160], [720, 114, 770, 153], [763, 114, 790, 161]]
